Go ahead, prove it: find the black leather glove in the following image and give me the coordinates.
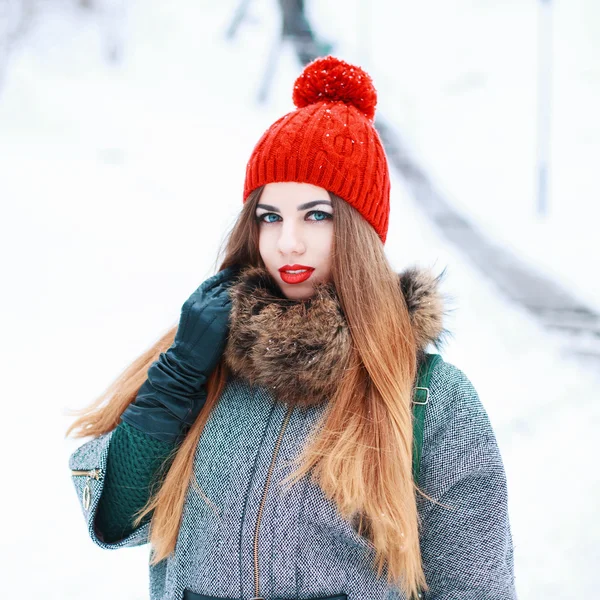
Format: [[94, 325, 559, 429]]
[[121, 265, 241, 443]]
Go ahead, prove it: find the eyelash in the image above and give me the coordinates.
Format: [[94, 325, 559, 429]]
[[255, 210, 333, 224]]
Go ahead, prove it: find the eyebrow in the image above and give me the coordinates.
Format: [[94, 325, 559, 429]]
[[256, 200, 332, 213]]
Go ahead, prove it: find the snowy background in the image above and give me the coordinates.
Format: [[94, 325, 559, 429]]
[[1, 0, 598, 598]]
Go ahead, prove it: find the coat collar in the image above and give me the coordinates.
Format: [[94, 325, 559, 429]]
[[223, 265, 447, 408]]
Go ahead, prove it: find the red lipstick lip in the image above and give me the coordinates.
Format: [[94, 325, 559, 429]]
[[278, 264, 314, 272], [278, 265, 315, 284]]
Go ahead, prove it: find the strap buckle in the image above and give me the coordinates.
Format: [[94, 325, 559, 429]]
[[413, 386, 430, 405]]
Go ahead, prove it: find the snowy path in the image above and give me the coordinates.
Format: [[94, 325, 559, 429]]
[[376, 116, 600, 365], [333, 0, 600, 314], [0, 1, 598, 598]]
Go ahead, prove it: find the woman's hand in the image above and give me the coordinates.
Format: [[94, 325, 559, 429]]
[[120, 265, 241, 443], [169, 265, 240, 376]]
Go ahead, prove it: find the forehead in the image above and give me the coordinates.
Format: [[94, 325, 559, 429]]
[[260, 182, 330, 205]]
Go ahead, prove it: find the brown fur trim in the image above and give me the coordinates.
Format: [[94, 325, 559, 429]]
[[223, 265, 446, 407], [399, 266, 448, 352]]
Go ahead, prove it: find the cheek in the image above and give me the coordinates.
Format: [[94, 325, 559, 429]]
[[319, 226, 334, 257], [258, 229, 275, 262]]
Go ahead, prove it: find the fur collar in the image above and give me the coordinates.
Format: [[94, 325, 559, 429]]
[[223, 265, 447, 408]]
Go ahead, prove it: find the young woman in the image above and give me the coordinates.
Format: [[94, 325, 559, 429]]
[[67, 56, 517, 600]]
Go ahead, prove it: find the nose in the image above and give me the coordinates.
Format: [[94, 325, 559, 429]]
[[277, 220, 305, 256]]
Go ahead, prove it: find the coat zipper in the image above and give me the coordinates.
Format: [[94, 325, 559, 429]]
[[71, 468, 103, 511], [252, 404, 293, 600]]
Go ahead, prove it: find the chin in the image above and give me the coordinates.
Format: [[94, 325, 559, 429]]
[[280, 283, 315, 301]]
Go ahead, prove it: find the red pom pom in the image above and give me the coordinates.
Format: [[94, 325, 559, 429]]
[[292, 56, 377, 121]]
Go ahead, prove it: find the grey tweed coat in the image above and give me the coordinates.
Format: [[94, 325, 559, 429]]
[[69, 266, 517, 600]]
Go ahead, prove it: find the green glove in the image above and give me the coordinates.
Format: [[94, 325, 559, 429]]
[[121, 265, 241, 443]]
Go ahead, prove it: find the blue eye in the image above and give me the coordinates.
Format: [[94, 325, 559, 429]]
[[307, 210, 333, 222], [255, 210, 333, 224], [257, 213, 280, 223]]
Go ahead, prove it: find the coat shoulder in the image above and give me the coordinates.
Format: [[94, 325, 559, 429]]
[[424, 358, 494, 444], [417, 359, 517, 597], [420, 358, 503, 492]]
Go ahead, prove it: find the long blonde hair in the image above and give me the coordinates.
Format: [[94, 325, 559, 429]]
[[66, 186, 430, 598]]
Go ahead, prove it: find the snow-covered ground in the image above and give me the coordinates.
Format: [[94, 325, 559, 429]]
[[311, 0, 600, 313], [0, 1, 598, 598]]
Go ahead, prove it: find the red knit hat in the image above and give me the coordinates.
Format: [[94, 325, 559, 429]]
[[243, 56, 391, 244]]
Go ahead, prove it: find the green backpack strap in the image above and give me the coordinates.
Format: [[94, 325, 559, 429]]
[[411, 353, 442, 485], [411, 353, 442, 600]]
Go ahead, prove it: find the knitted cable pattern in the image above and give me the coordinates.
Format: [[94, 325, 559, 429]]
[[243, 56, 391, 244]]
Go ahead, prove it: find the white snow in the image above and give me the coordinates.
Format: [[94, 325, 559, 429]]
[[0, 0, 598, 598], [334, 0, 600, 313]]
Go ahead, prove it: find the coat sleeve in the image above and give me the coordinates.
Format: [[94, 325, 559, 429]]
[[69, 424, 172, 550], [416, 360, 518, 599]]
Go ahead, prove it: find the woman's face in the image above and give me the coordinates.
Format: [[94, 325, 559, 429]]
[[256, 182, 334, 300]]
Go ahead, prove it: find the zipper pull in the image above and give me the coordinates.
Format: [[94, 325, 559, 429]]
[[71, 469, 103, 511], [82, 479, 92, 511]]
